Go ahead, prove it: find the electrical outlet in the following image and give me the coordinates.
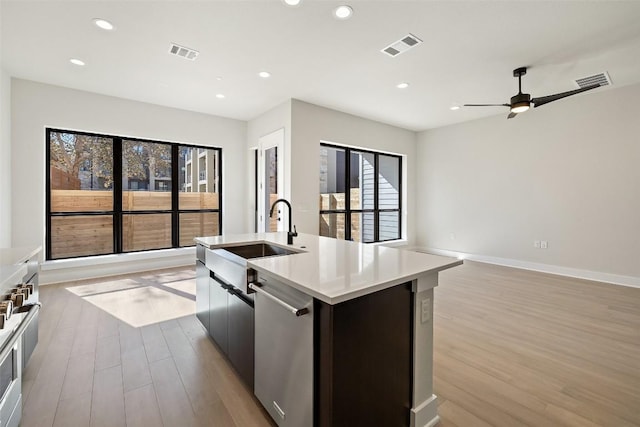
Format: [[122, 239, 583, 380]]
[[421, 298, 431, 323], [541, 240, 548, 249], [534, 240, 541, 248]]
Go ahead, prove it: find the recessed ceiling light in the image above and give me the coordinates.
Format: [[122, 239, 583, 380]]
[[450, 105, 461, 111], [93, 18, 114, 31], [333, 5, 353, 20], [396, 82, 409, 89], [216, 76, 223, 81], [216, 94, 225, 99], [258, 71, 271, 78], [70, 58, 85, 66], [282, 0, 301, 6]]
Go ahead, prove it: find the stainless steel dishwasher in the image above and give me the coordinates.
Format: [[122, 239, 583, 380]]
[[250, 275, 313, 427]]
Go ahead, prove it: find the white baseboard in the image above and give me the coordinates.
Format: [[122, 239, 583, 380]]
[[40, 247, 195, 285], [411, 394, 439, 427], [412, 247, 640, 289]]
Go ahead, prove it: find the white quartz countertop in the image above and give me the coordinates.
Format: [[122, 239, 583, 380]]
[[0, 264, 27, 290], [195, 233, 462, 304], [0, 246, 40, 289], [0, 246, 41, 266]]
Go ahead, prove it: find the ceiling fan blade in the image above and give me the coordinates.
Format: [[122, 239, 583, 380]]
[[532, 84, 600, 108], [464, 103, 510, 107], [507, 112, 518, 119]]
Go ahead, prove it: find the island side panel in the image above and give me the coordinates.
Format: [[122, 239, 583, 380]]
[[314, 282, 414, 427], [411, 273, 439, 427]]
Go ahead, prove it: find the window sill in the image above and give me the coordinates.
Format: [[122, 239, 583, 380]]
[[370, 239, 408, 248], [41, 247, 195, 271]]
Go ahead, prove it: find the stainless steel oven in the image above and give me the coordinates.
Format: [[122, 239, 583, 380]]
[[0, 345, 17, 401], [0, 341, 21, 427], [0, 303, 40, 427]]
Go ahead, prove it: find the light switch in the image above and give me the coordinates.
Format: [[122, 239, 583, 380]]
[[421, 298, 431, 323]]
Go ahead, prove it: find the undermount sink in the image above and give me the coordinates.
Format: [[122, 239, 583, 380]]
[[223, 243, 299, 259]]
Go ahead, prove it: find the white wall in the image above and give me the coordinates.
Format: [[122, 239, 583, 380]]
[[11, 79, 246, 273], [246, 100, 292, 232], [0, 68, 10, 247], [290, 99, 417, 246], [416, 83, 640, 282], [0, 2, 10, 246]]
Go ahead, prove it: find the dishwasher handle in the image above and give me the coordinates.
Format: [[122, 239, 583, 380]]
[[248, 283, 309, 317]]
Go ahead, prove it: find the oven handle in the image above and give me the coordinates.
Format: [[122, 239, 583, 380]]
[[248, 283, 308, 317], [0, 302, 41, 363]]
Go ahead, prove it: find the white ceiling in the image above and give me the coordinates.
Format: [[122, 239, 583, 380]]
[[2, 0, 640, 132]]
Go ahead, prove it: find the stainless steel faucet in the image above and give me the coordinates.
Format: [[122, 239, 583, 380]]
[[269, 198, 298, 245]]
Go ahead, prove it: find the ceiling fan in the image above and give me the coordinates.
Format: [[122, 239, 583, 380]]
[[464, 67, 601, 119]]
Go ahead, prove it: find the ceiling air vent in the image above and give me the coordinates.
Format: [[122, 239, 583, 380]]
[[169, 43, 199, 61], [381, 33, 422, 57], [575, 71, 612, 89]]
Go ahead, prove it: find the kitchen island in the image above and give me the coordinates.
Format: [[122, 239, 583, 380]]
[[195, 233, 462, 427]]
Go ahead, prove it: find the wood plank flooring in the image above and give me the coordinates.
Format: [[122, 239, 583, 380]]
[[21, 261, 640, 426], [434, 261, 640, 427], [22, 267, 274, 427]]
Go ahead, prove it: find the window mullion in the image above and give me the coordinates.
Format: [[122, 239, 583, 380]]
[[45, 128, 53, 260], [171, 144, 179, 248], [398, 155, 403, 240], [113, 138, 123, 254], [345, 148, 351, 241], [374, 154, 379, 242], [218, 148, 223, 235]]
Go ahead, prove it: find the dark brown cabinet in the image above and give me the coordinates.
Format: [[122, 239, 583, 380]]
[[195, 261, 209, 331], [196, 261, 255, 390], [227, 290, 255, 389], [314, 283, 414, 427], [208, 276, 229, 355]]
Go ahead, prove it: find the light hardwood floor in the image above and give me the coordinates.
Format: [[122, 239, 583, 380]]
[[434, 262, 640, 427], [22, 268, 275, 427], [21, 262, 640, 426]]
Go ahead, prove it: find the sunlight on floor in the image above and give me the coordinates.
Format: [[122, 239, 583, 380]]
[[161, 279, 196, 297], [65, 278, 142, 297], [81, 285, 195, 328]]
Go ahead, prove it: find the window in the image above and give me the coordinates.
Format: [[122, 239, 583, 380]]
[[319, 143, 402, 243], [178, 146, 220, 247], [46, 129, 222, 260]]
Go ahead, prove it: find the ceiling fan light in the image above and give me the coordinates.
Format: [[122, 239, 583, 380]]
[[511, 102, 530, 113]]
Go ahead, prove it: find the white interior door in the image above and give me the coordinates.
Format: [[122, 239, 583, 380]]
[[257, 129, 285, 232]]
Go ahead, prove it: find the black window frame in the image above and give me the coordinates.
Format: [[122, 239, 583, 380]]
[[46, 128, 222, 260], [319, 143, 402, 243]]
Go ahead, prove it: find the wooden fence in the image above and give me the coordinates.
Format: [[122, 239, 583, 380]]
[[50, 190, 219, 259], [51, 190, 218, 212], [51, 215, 114, 258], [319, 189, 361, 240]]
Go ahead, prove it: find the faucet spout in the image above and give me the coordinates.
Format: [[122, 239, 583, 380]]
[[269, 198, 298, 244]]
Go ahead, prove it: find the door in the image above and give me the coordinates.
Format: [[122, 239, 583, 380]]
[[257, 129, 285, 232]]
